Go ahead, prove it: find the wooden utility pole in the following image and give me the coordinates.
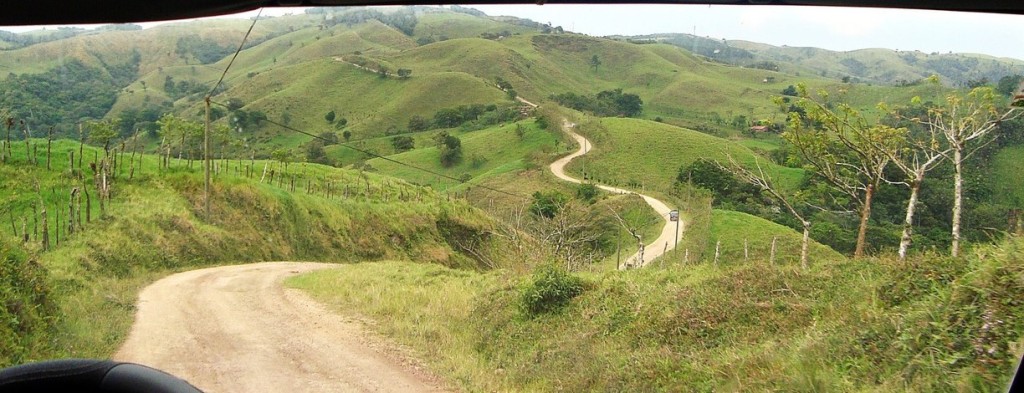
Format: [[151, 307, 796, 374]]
[[204, 97, 212, 218]]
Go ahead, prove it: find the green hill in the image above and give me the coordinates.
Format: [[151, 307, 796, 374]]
[[564, 117, 803, 194], [365, 120, 557, 188], [0, 138, 510, 363], [629, 33, 1024, 87]]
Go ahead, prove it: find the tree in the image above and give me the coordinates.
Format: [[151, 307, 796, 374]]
[[305, 140, 330, 165], [589, 55, 601, 72], [996, 74, 1024, 96], [781, 85, 798, 96], [86, 118, 120, 153], [721, 155, 812, 269], [318, 131, 339, 145], [225, 98, 245, 111], [408, 115, 429, 132], [434, 131, 462, 167], [324, 110, 336, 123], [530, 190, 569, 218], [920, 83, 1020, 257], [433, 108, 463, 128], [342, 130, 352, 142], [576, 183, 599, 203], [396, 69, 412, 79], [879, 101, 949, 260], [783, 84, 902, 258], [391, 135, 415, 152]]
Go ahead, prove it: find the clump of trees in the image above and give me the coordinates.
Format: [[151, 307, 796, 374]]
[[550, 89, 643, 117], [422, 104, 520, 132], [391, 135, 415, 153], [175, 34, 234, 64], [0, 59, 135, 137], [433, 131, 462, 167], [164, 75, 210, 100], [317, 8, 418, 36]]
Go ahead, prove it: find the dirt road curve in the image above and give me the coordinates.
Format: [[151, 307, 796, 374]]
[[549, 121, 684, 268], [115, 262, 447, 393]]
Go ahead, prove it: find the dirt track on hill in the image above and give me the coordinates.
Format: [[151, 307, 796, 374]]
[[548, 120, 683, 268], [114, 262, 447, 393]]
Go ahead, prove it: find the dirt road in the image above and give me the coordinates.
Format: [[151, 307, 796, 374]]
[[115, 262, 447, 393], [549, 121, 684, 268]]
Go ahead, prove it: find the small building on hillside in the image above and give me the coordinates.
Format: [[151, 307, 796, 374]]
[[749, 125, 770, 133]]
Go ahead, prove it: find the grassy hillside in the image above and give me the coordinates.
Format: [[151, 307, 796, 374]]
[[707, 209, 842, 264], [565, 117, 804, 194], [290, 239, 1024, 391], [990, 146, 1024, 209], [634, 33, 1024, 87], [208, 58, 510, 149], [366, 120, 557, 188], [0, 138, 509, 363]]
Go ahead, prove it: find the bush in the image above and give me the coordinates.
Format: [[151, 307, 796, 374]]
[[0, 240, 55, 366], [576, 182, 599, 203], [519, 265, 585, 316], [530, 190, 568, 218]]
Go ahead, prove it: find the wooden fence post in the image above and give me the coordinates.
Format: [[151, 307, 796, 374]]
[[714, 240, 721, 266]]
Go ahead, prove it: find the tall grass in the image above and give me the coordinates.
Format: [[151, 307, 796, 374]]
[[293, 238, 1024, 392], [0, 140, 508, 362]]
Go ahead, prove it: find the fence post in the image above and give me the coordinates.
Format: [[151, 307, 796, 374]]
[[714, 240, 721, 266]]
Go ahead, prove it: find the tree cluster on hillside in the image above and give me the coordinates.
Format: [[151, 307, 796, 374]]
[[646, 34, 755, 63], [433, 131, 463, 167], [418, 104, 521, 132], [175, 34, 235, 64], [163, 75, 211, 101], [319, 8, 418, 36], [0, 27, 87, 49], [550, 89, 643, 118], [691, 81, 1024, 259], [0, 59, 138, 138], [449, 5, 487, 17]]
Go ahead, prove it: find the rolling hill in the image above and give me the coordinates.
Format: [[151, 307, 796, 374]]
[[624, 32, 1024, 87]]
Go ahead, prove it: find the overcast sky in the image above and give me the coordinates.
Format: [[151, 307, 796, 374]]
[[4, 4, 1024, 60]]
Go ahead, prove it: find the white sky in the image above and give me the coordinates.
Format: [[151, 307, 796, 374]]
[[4, 4, 1024, 61]]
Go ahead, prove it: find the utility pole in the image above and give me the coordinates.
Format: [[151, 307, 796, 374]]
[[670, 209, 679, 249], [204, 97, 211, 218], [582, 137, 586, 180]]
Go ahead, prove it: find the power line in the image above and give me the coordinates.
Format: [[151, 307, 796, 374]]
[[208, 100, 528, 201], [208, 8, 262, 98]]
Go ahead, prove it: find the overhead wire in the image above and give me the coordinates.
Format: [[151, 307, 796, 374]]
[[208, 8, 262, 99]]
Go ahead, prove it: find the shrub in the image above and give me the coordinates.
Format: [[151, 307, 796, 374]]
[[519, 265, 584, 316], [576, 182, 599, 203]]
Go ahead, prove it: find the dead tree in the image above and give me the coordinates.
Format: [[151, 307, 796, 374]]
[[535, 200, 601, 271], [608, 206, 644, 269], [722, 154, 811, 269]]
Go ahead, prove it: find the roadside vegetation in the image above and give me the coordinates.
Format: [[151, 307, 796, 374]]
[[0, 139, 508, 363], [290, 238, 1024, 392], [1, 5, 1023, 391]]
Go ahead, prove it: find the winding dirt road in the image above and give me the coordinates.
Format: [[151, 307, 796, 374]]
[[548, 120, 684, 268], [114, 262, 447, 393]]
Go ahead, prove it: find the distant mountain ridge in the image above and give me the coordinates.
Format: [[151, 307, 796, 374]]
[[617, 32, 1024, 87]]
